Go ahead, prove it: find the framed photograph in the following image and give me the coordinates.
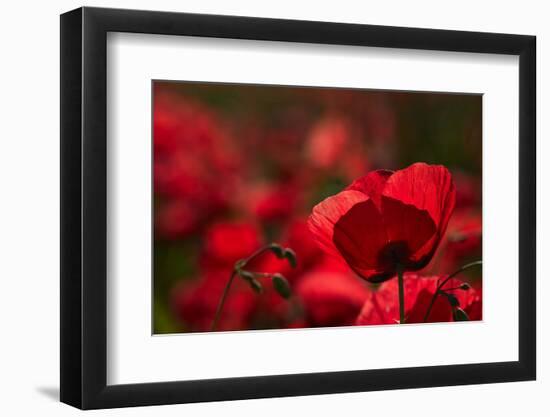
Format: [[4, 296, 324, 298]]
[[60, 6, 536, 409]]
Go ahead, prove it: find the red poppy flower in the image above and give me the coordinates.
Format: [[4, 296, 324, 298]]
[[308, 163, 456, 282], [355, 274, 481, 325]]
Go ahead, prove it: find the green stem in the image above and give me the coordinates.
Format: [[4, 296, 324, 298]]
[[423, 260, 482, 323], [397, 264, 406, 324], [210, 270, 237, 332]]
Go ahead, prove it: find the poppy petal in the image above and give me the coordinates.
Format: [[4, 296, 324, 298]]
[[382, 162, 456, 267], [332, 199, 389, 277], [346, 169, 393, 207], [379, 196, 437, 268], [308, 190, 369, 259], [382, 162, 455, 227]]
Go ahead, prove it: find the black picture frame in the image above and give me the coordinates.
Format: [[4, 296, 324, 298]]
[[60, 6, 536, 410]]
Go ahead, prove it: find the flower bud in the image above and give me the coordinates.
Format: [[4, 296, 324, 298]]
[[283, 248, 298, 268], [272, 273, 291, 299], [445, 293, 460, 307], [239, 270, 255, 282], [453, 307, 470, 321], [268, 243, 285, 258], [249, 278, 263, 294]]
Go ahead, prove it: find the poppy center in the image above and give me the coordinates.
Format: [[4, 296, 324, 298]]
[[377, 241, 411, 270]]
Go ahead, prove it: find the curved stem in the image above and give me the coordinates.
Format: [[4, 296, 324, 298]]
[[423, 260, 482, 323], [442, 285, 467, 292], [397, 264, 406, 324], [210, 270, 237, 332], [244, 243, 278, 265], [248, 272, 275, 278], [209, 243, 283, 332]]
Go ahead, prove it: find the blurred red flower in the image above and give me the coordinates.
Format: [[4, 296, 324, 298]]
[[453, 171, 482, 209], [355, 274, 481, 325], [155, 199, 200, 239], [203, 221, 261, 266], [253, 183, 299, 223], [245, 219, 324, 283], [296, 270, 370, 326], [305, 117, 350, 169], [284, 220, 323, 271], [304, 116, 372, 181], [308, 163, 456, 283], [171, 270, 256, 332], [445, 209, 482, 261], [248, 282, 298, 329], [154, 87, 241, 239], [464, 284, 482, 320], [427, 208, 482, 275]]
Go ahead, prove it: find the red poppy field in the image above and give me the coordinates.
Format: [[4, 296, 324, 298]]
[[153, 81, 482, 333]]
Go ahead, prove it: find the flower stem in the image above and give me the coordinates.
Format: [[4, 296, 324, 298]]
[[244, 244, 279, 265], [397, 264, 406, 324], [209, 243, 288, 332], [423, 260, 482, 323], [210, 270, 237, 332]]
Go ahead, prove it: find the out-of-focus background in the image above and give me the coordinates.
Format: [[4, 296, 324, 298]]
[[153, 81, 482, 334]]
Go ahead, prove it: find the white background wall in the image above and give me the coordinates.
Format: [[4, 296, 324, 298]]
[[0, 0, 545, 415]]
